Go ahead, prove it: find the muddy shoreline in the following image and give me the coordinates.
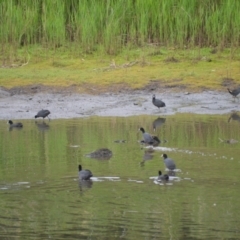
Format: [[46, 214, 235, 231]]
[[0, 86, 239, 120]]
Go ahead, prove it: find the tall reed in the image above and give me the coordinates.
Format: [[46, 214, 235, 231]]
[[1, 0, 240, 60]]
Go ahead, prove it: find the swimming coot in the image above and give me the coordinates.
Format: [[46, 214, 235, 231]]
[[8, 120, 23, 128], [161, 153, 176, 170], [139, 127, 160, 145], [78, 165, 93, 180], [157, 170, 169, 181]]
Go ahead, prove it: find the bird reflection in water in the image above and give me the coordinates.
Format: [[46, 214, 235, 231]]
[[152, 117, 166, 132], [143, 151, 154, 161], [228, 112, 240, 123], [35, 121, 50, 131], [167, 170, 176, 177], [78, 179, 93, 192], [140, 148, 154, 166]]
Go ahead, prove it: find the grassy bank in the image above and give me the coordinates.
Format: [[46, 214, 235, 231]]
[[1, 0, 240, 92], [1, 46, 240, 92]]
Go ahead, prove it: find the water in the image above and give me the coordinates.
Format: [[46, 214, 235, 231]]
[[0, 114, 240, 239]]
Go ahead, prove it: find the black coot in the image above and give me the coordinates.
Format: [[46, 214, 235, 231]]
[[161, 153, 176, 170], [8, 120, 23, 128], [152, 94, 166, 109], [35, 109, 51, 120], [158, 170, 169, 181], [227, 87, 240, 98], [78, 165, 93, 180], [139, 127, 160, 146]]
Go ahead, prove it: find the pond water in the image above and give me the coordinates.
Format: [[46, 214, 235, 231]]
[[0, 113, 240, 239]]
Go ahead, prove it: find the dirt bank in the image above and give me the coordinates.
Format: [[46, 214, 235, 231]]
[[0, 85, 238, 120]]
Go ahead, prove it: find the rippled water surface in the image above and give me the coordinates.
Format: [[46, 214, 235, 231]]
[[0, 114, 240, 239]]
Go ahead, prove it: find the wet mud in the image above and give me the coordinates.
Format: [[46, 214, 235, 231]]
[[0, 86, 239, 119]]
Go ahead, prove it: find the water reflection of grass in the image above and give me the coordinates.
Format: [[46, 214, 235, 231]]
[[1, 114, 240, 239]]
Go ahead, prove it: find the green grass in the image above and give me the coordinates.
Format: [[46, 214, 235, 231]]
[[1, 46, 240, 92]]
